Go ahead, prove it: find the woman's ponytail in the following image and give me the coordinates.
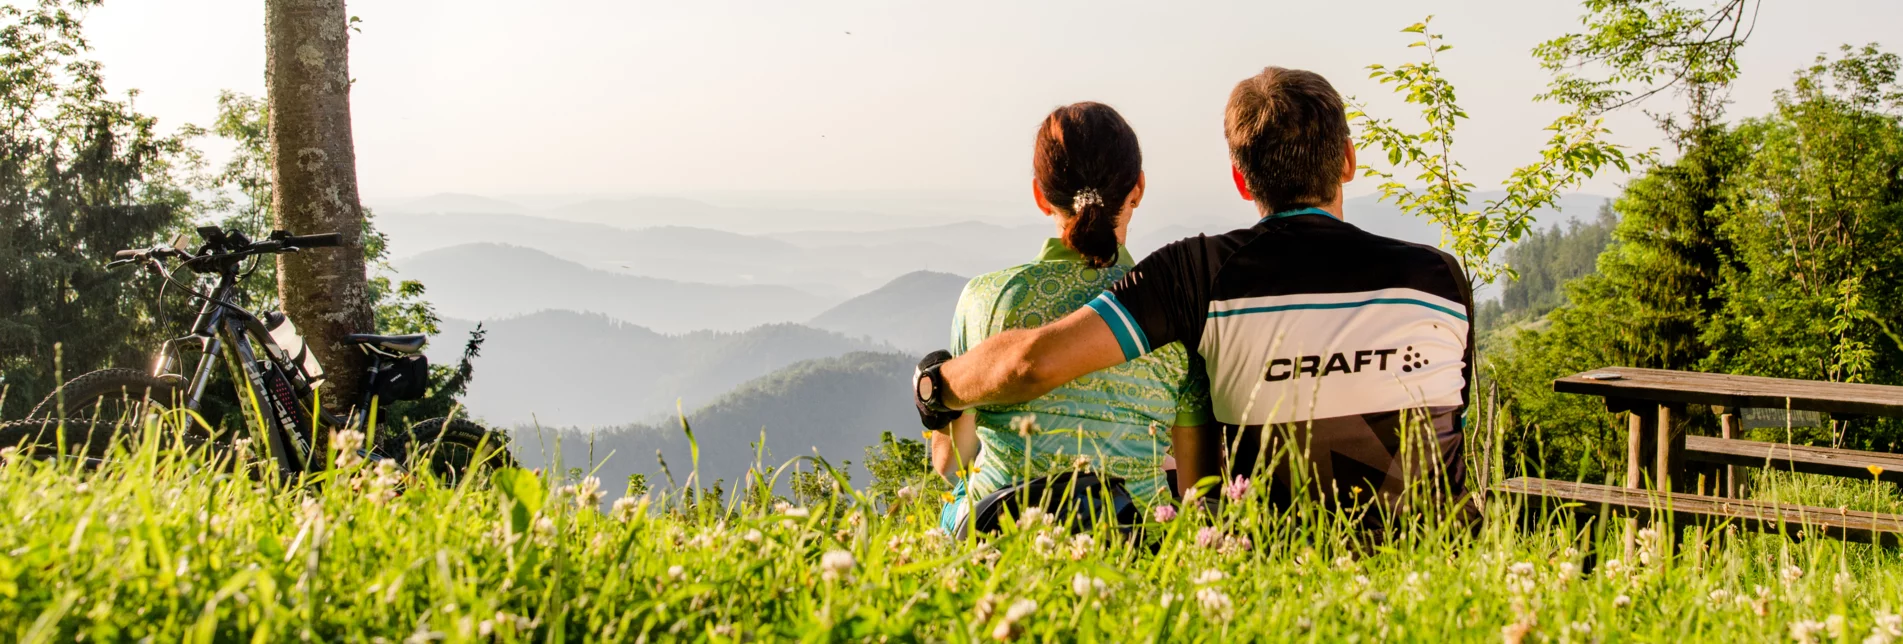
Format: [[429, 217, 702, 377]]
[[1033, 103, 1142, 269], [1063, 188, 1121, 268]]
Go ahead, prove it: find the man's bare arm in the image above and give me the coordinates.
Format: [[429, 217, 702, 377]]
[[939, 307, 1128, 410]]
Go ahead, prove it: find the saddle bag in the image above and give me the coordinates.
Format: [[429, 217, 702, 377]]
[[373, 354, 431, 401]]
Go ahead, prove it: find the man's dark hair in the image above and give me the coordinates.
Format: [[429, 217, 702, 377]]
[[1224, 67, 1350, 214]]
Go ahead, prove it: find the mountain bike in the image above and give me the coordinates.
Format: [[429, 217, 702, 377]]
[[0, 226, 515, 482]]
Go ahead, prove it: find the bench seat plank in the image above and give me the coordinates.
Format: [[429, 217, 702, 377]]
[[1498, 476, 1903, 547], [1685, 436, 1903, 484], [1553, 367, 1903, 417]]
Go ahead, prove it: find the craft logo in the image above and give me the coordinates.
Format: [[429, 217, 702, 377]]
[[1264, 346, 1433, 382]]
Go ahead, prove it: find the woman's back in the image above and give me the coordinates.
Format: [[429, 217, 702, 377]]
[[951, 239, 1209, 504]]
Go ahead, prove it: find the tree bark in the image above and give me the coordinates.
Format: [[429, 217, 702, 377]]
[[266, 0, 372, 413]]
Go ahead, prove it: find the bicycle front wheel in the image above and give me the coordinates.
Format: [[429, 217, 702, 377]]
[[0, 419, 205, 462], [27, 368, 184, 426]]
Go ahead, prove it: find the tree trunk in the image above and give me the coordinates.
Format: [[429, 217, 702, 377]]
[[266, 0, 372, 413]]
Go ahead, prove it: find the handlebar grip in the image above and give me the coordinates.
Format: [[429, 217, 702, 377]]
[[284, 233, 343, 248], [114, 249, 143, 260]]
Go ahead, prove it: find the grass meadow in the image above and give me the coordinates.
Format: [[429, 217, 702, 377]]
[[2, 412, 1902, 643]]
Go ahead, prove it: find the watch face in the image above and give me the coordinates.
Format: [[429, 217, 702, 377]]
[[915, 370, 935, 401]]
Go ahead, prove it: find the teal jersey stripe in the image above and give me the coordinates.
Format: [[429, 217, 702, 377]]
[[1088, 291, 1150, 360], [1256, 206, 1338, 224], [1207, 297, 1470, 322]]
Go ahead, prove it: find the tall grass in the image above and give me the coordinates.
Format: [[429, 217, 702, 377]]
[[2, 410, 1901, 643]]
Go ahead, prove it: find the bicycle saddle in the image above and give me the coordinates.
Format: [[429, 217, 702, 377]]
[[347, 333, 427, 354]]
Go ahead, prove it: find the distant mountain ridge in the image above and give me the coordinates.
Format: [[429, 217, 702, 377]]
[[808, 271, 967, 355], [397, 243, 836, 333], [509, 351, 917, 499], [431, 311, 890, 427]]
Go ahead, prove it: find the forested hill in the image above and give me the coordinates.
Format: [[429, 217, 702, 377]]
[[509, 351, 917, 500], [808, 271, 968, 355], [431, 313, 890, 427]]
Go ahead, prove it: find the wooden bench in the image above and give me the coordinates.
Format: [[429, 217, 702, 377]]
[[1551, 366, 1903, 496], [1501, 476, 1903, 547], [1501, 367, 1903, 550]]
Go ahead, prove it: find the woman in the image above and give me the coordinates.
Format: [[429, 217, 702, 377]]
[[932, 102, 1211, 534]]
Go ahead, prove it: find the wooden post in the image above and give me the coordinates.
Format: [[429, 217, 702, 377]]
[[1624, 405, 1657, 563], [1629, 406, 1657, 489], [1720, 409, 1740, 498], [1655, 404, 1688, 492]]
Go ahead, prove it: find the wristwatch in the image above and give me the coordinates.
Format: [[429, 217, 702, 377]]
[[914, 362, 953, 414]]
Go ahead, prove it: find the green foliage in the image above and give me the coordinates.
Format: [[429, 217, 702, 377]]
[[1492, 45, 1903, 477], [1534, 0, 1755, 137], [860, 431, 946, 510], [1352, 17, 1638, 284], [0, 0, 199, 416], [1474, 204, 1619, 339]]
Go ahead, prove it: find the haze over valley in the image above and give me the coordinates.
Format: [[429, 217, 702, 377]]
[[390, 190, 1606, 493]]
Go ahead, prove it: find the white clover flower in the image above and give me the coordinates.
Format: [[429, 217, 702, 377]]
[[742, 528, 763, 544], [819, 549, 856, 582], [0, 446, 20, 464], [1195, 587, 1234, 622], [1783, 565, 1806, 583], [1033, 531, 1058, 557], [1834, 571, 1854, 593], [1019, 507, 1053, 528], [1194, 569, 1225, 585], [896, 485, 918, 502], [1332, 555, 1356, 571], [1869, 612, 1903, 644], [569, 477, 604, 510], [533, 515, 555, 536], [1709, 588, 1733, 606], [667, 565, 685, 581], [1827, 615, 1849, 640], [1613, 594, 1632, 609], [991, 598, 1038, 641], [1071, 454, 1091, 470], [1558, 561, 1579, 581], [1790, 619, 1829, 643], [785, 506, 811, 518], [611, 496, 644, 522], [1068, 533, 1095, 560], [1603, 559, 1626, 576], [331, 429, 366, 469], [1071, 573, 1109, 599], [1508, 562, 1536, 577]]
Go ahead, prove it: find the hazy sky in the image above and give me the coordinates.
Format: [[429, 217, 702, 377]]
[[75, 0, 1903, 209]]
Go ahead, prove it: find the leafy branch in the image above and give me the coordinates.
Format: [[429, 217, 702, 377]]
[[1349, 16, 1645, 285]]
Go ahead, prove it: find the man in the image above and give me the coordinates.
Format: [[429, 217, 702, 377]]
[[914, 67, 1474, 520]]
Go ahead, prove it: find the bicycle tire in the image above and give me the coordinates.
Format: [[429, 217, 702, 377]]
[[27, 368, 183, 423], [381, 417, 517, 484], [0, 419, 205, 461]]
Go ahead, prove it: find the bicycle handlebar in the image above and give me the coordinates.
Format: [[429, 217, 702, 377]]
[[105, 229, 343, 268], [282, 233, 343, 249]]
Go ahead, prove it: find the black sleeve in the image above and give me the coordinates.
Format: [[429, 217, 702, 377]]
[[1086, 236, 1218, 361]]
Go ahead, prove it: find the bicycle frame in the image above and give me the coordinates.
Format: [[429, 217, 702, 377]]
[[149, 263, 386, 477]]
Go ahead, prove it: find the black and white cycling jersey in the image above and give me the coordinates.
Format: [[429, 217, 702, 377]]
[[1085, 207, 1474, 509]]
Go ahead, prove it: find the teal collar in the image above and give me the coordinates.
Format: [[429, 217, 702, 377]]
[[1257, 206, 1338, 224], [1035, 238, 1136, 267]]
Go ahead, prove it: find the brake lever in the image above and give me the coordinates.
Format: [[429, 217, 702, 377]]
[[105, 258, 135, 269]]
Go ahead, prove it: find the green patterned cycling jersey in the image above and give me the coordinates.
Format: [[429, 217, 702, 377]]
[[951, 238, 1212, 507]]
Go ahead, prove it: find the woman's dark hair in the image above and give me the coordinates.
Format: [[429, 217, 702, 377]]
[[1033, 102, 1142, 268]]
